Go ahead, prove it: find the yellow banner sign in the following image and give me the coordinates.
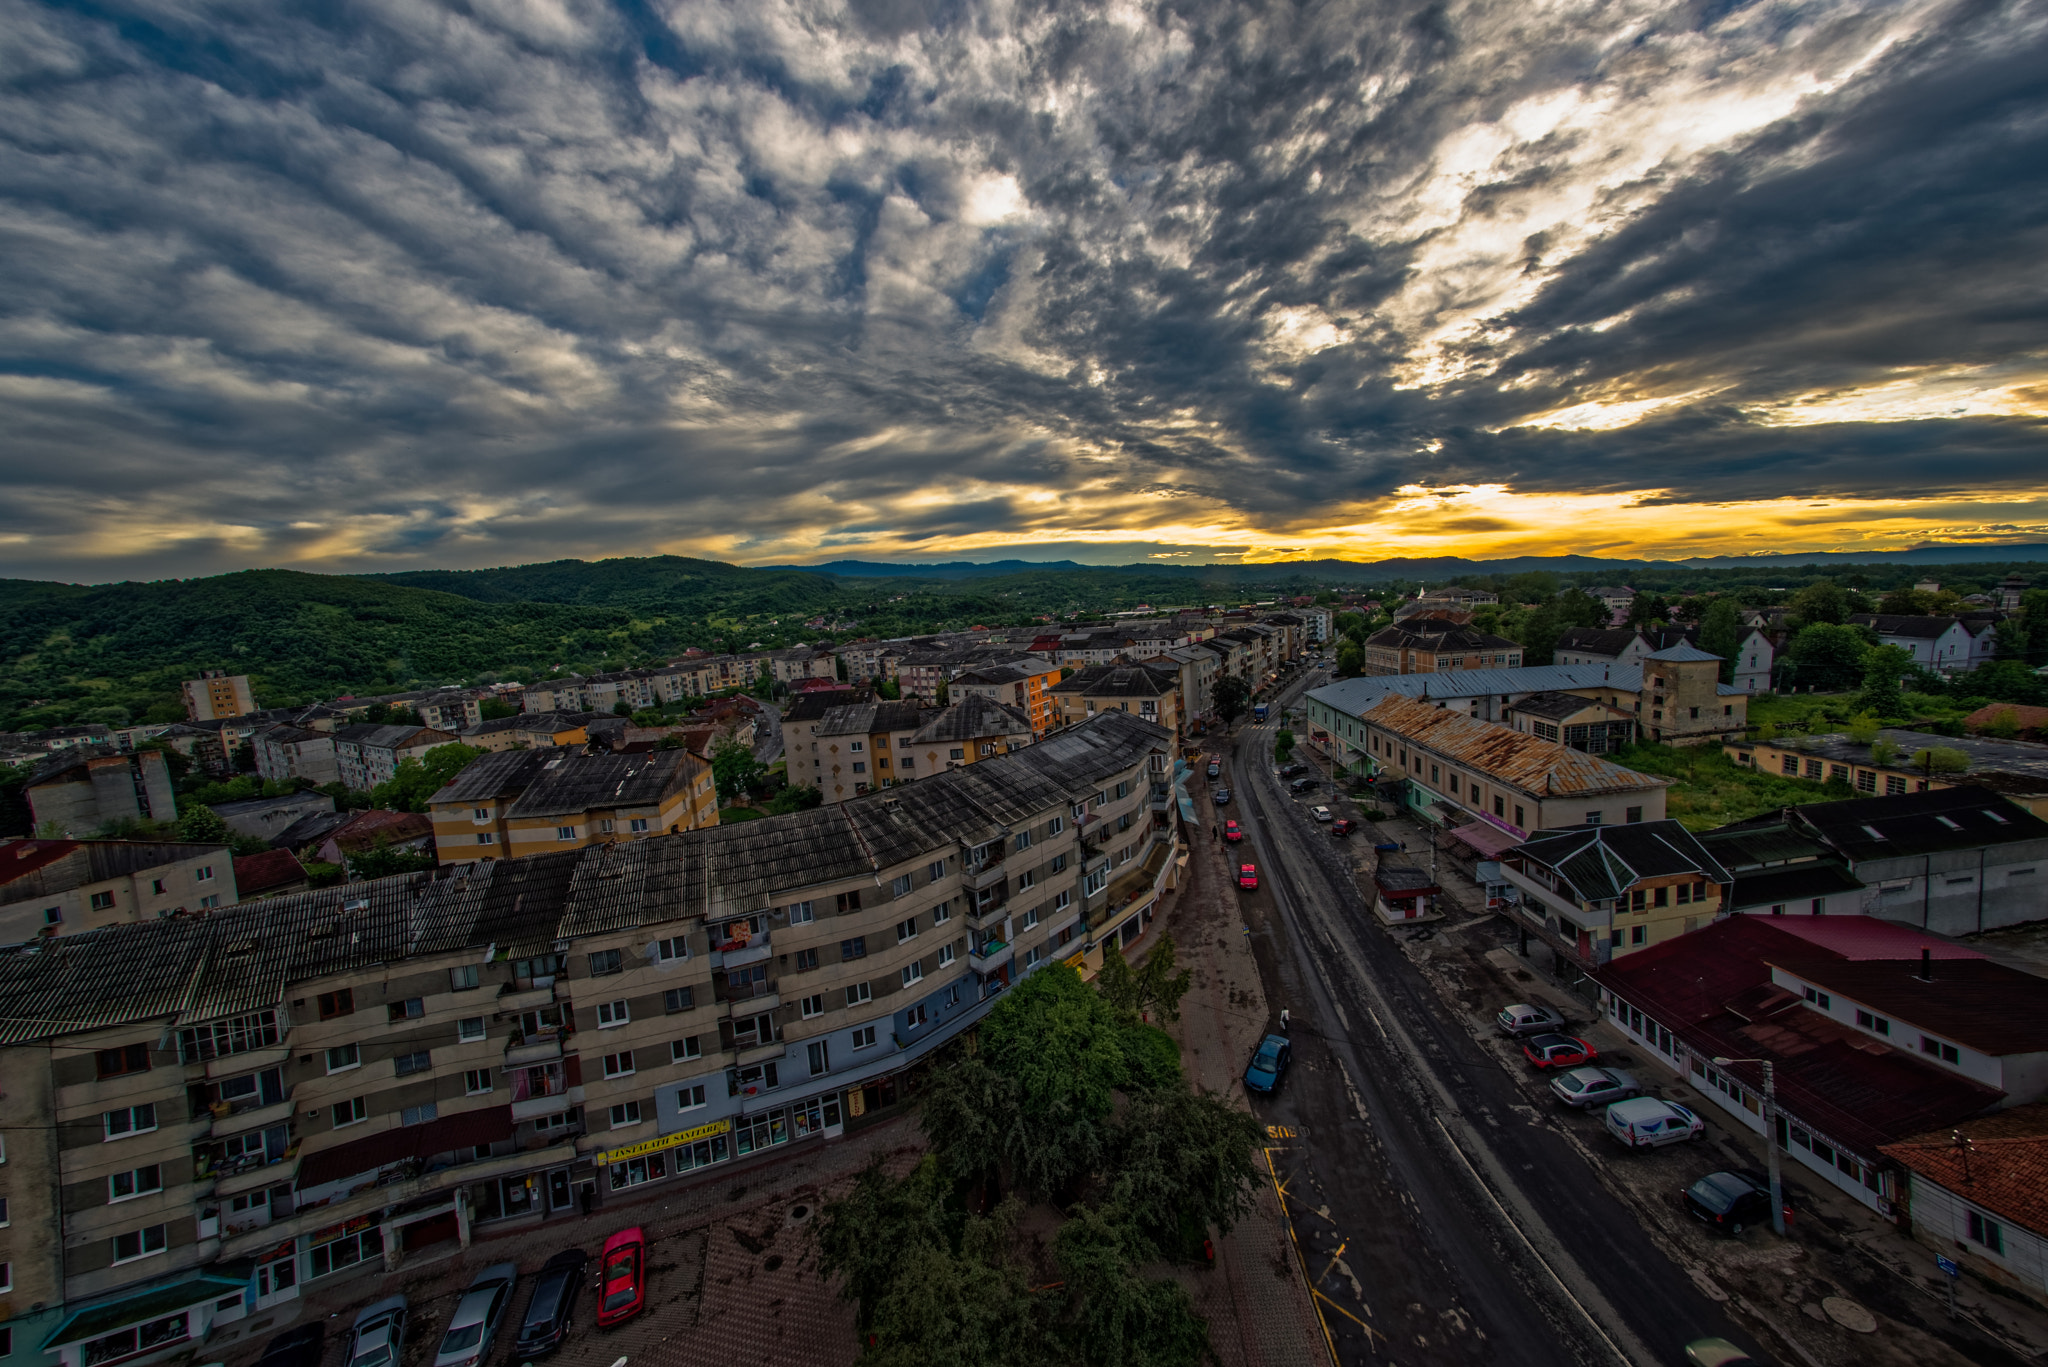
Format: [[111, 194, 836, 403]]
[[599, 1117, 730, 1166]]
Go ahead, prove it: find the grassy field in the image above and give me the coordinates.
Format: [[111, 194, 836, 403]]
[[717, 806, 766, 823], [1613, 741, 1848, 831], [1744, 690, 1977, 737]]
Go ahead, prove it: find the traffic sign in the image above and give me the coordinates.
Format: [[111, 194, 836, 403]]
[[1938, 1255, 1960, 1278]]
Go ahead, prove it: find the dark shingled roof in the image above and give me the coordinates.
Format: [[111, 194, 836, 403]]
[[1506, 690, 1627, 722], [1513, 821, 1732, 902], [816, 701, 931, 737], [1849, 614, 1968, 639], [1771, 956, 2048, 1055], [1364, 623, 1521, 653], [1790, 784, 2048, 861], [1554, 628, 1646, 657], [911, 694, 1034, 744], [430, 748, 553, 804], [504, 749, 699, 819], [1050, 664, 1177, 697]]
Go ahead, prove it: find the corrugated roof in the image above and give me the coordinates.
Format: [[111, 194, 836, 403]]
[[1789, 784, 2048, 860], [1771, 956, 2048, 1054], [910, 695, 1034, 744], [505, 749, 700, 819], [429, 748, 553, 805], [1363, 695, 1669, 799]]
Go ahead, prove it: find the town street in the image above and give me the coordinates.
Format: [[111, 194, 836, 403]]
[[1214, 669, 1759, 1367]]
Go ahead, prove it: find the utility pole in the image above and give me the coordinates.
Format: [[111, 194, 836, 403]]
[[1715, 1055, 1786, 1234]]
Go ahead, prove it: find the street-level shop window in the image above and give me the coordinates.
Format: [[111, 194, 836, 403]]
[[81, 1312, 188, 1367], [310, 1224, 383, 1278]]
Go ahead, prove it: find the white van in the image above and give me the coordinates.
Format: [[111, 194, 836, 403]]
[[1605, 1097, 1704, 1149]]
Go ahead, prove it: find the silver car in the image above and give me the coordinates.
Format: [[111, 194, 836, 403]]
[[347, 1296, 408, 1367], [1495, 1003, 1566, 1038], [1550, 1066, 1641, 1109], [433, 1262, 517, 1367]]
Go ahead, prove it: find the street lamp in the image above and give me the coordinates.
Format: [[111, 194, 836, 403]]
[[1711, 1055, 1786, 1235]]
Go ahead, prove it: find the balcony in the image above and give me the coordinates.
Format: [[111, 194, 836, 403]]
[[209, 1098, 293, 1139], [511, 1093, 573, 1122], [722, 989, 780, 1016], [720, 938, 772, 970], [215, 1156, 294, 1198], [205, 1044, 290, 1081], [497, 983, 556, 1013], [736, 1040, 786, 1067], [969, 940, 1014, 976], [505, 1037, 562, 1067], [964, 848, 1007, 889]]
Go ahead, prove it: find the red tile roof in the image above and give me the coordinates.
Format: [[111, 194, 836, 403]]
[[1882, 1103, 2048, 1238], [326, 809, 433, 855], [232, 848, 306, 896], [1755, 917, 1985, 962]]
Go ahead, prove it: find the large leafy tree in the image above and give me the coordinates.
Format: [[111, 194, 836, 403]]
[[370, 742, 485, 812], [1212, 675, 1251, 727], [1697, 597, 1744, 683], [709, 733, 765, 805], [1783, 623, 1872, 692]]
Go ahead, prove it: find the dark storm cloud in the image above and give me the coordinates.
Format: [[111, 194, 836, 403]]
[[0, 0, 2043, 578]]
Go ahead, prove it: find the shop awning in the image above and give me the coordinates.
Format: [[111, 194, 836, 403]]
[[1174, 783, 1196, 823], [42, 1273, 249, 1349], [1447, 822, 1522, 859], [297, 1105, 514, 1190]]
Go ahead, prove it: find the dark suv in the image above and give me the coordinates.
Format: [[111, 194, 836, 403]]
[[1683, 1171, 1786, 1235], [513, 1248, 588, 1357]]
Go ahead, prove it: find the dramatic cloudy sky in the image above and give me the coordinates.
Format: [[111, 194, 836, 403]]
[[3, 0, 2046, 579]]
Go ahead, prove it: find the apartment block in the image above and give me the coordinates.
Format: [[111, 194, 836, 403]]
[[0, 713, 1177, 1367], [331, 725, 460, 793], [0, 840, 237, 945], [428, 748, 718, 864], [180, 672, 256, 723], [25, 750, 179, 837]]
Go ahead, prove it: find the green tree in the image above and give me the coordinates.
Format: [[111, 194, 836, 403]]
[[1333, 640, 1363, 677], [1698, 598, 1743, 684], [478, 697, 519, 720], [1788, 579, 1851, 629], [1627, 592, 1669, 630], [1107, 1086, 1265, 1257], [816, 1157, 955, 1333], [763, 783, 822, 815], [1050, 1206, 1210, 1367], [1273, 729, 1295, 761], [710, 734, 765, 805], [1855, 645, 1914, 719], [1910, 746, 1970, 776], [849, 1197, 1044, 1367], [1212, 675, 1251, 728], [369, 743, 484, 812], [1784, 623, 1871, 692], [174, 803, 232, 845], [1095, 936, 1194, 1025], [345, 836, 437, 880], [0, 760, 35, 838]]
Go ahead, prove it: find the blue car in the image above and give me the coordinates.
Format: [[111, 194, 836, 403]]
[[1244, 1033, 1291, 1093]]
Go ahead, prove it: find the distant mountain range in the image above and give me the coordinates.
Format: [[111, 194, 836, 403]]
[[764, 543, 2048, 581]]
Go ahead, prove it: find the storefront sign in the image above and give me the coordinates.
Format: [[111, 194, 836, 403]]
[[598, 1117, 730, 1166]]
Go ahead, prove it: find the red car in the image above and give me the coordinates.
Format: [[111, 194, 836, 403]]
[[1522, 1034, 1598, 1070], [1223, 820, 1244, 842], [596, 1227, 647, 1327], [1330, 818, 1356, 837], [1238, 864, 1259, 890]]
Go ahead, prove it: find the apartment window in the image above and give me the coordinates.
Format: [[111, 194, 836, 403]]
[[456, 1015, 487, 1043], [1493, 796, 1505, 817], [195, 866, 214, 882], [841, 936, 868, 961], [852, 1025, 878, 1050], [112, 1224, 169, 1264], [896, 917, 919, 943], [332, 1097, 367, 1127], [926, 860, 947, 883], [388, 997, 424, 1021], [1054, 890, 1070, 911], [1021, 907, 1041, 931], [808, 1040, 831, 1076], [1922, 1036, 1961, 1065], [932, 899, 952, 924], [801, 993, 825, 1019], [317, 988, 355, 1019], [905, 1003, 929, 1030], [1584, 811, 1602, 826], [596, 1000, 630, 1028], [1855, 1009, 1891, 1035], [89, 889, 116, 911], [109, 1165, 163, 1202], [325, 1043, 360, 1073], [837, 890, 862, 913], [1025, 946, 1043, 968], [951, 748, 965, 760], [1015, 830, 1033, 852], [604, 1051, 636, 1079], [43, 906, 61, 925], [96, 1043, 151, 1079], [1801, 986, 1831, 1010], [588, 949, 624, 976], [846, 982, 873, 1007], [652, 935, 689, 963], [676, 1083, 707, 1111], [151, 878, 166, 894], [892, 874, 914, 898], [197, 894, 222, 910], [629, 818, 650, 833], [394, 1050, 432, 1077], [449, 965, 480, 991], [464, 1069, 493, 1095], [1084, 867, 1108, 895], [609, 1101, 643, 1128], [476, 833, 496, 845], [788, 900, 815, 923], [1514, 805, 1525, 828], [401, 1103, 438, 1126], [852, 761, 867, 773], [1630, 926, 1646, 946], [901, 961, 925, 988], [663, 987, 694, 1013], [1968, 1211, 2004, 1255], [472, 807, 490, 819], [850, 741, 864, 752]]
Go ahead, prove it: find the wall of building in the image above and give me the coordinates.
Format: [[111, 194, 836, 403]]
[[1905, 1176, 2047, 1300]]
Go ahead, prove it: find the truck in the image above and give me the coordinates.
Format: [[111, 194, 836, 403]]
[[1253, 704, 1269, 722]]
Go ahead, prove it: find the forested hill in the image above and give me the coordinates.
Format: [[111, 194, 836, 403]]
[[0, 570, 670, 732], [369, 556, 839, 613]]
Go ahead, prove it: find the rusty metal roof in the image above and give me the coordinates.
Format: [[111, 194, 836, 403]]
[[1363, 695, 1669, 799]]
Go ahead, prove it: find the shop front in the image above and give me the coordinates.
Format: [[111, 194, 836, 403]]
[[601, 1117, 734, 1193], [40, 1273, 250, 1367]]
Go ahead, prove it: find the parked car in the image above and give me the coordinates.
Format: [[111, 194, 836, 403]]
[[257, 1324, 326, 1367], [1606, 1097, 1705, 1149], [1244, 1033, 1292, 1093], [1278, 762, 1308, 778], [1521, 1034, 1597, 1070], [1207, 760, 1222, 779], [1309, 805, 1333, 822], [434, 1263, 517, 1367], [345, 1298, 407, 1367], [1238, 863, 1259, 890], [1330, 818, 1357, 837], [1682, 1171, 1785, 1235], [1684, 1338, 1762, 1366], [1289, 776, 1319, 793], [513, 1248, 589, 1358], [1223, 820, 1244, 842], [1549, 1066, 1641, 1109], [597, 1227, 649, 1327], [1373, 840, 1401, 853], [1213, 787, 1232, 806], [1495, 1003, 1567, 1038]]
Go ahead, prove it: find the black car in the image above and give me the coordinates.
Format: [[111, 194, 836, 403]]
[[1682, 1171, 1786, 1235], [1288, 776, 1319, 793], [1278, 762, 1308, 778], [255, 1325, 326, 1367], [513, 1248, 589, 1357], [1213, 787, 1232, 806]]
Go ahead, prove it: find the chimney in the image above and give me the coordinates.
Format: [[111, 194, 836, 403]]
[[1919, 946, 1933, 982]]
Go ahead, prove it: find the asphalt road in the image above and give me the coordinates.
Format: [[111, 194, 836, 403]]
[[1218, 670, 1760, 1367]]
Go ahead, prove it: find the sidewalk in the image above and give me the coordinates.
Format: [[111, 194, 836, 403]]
[[1141, 795, 1327, 1367]]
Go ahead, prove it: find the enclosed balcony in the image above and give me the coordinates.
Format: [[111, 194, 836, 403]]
[[968, 939, 1014, 976]]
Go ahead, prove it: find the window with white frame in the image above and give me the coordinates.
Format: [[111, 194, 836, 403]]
[[901, 961, 924, 987], [608, 1101, 643, 1128], [457, 1015, 486, 1042], [332, 1097, 367, 1127], [801, 993, 825, 1018], [604, 1051, 636, 1078], [596, 1000, 630, 1028], [938, 944, 955, 966], [1022, 908, 1039, 930], [896, 916, 918, 943], [325, 1043, 360, 1073], [112, 1223, 168, 1263], [653, 935, 689, 962], [108, 1165, 162, 1202], [892, 874, 914, 898], [464, 1069, 493, 1095], [846, 982, 872, 1007], [852, 1025, 878, 1050], [788, 900, 815, 923], [676, 1083, 707, 1111], [103, 1104, 157, 1140]]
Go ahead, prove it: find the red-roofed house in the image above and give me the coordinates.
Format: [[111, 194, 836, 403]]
[[232, 848, 309, 900], [315, 810, 435, 870], [1594, 916, 2017, 1216], [1883, 1104, 2048, 1303]]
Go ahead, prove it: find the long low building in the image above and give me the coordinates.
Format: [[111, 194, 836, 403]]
[[0, 712, 1180, 1367]]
